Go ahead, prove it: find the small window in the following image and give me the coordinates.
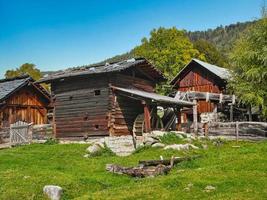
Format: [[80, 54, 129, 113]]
[[95, 125, 99, 130], [94, 90, 101, 96]]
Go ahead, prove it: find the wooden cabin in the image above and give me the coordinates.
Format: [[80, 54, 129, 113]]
[[170, 59, 232, 126], [0, 75, 51, 128], [39, 58, 194, 139]]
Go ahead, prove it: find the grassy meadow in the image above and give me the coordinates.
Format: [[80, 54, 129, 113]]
[[0, 139, 266, 200]]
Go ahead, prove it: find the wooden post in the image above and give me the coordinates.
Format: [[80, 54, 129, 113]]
[[248, 105, 252, 121], [230, 104, 233, 122], [213, 104, 218, 122], [193, 100, 198, 134], [143, 101, 151, 133], [235, 121, 239, 142], [176, 110, 182, 131]]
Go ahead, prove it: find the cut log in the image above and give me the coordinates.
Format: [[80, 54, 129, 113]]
[[139, 155, 199, 167], [106, 156, 199, 178], [106, 164, 172, 178]]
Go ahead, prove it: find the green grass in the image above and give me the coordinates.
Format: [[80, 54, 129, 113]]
[[0, 140, 266, 200]]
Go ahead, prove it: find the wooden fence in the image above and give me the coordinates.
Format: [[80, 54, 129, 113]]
[[0, 122, 53, 147], [10, 121, 33, 146], [208, 121, 267, 141]]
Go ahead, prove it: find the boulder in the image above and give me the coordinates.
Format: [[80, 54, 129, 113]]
[[151, 143, 165, 148], [164, 144, 199, 151], [43, 185, 63, 200], [83, 154, 89, 158], [204, 185, 216, 192], [86, 143, 103, 154]]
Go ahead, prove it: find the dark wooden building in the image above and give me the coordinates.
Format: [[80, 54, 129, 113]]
[[0, 75, 51, 128], [39, 58, 194, 139]]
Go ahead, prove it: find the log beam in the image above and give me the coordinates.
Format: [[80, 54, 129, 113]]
[[143, 101, 151, 132]]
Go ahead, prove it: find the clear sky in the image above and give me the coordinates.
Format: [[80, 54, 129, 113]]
[[0, 0, 262, 78]]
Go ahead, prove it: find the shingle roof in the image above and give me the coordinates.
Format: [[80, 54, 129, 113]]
[[170, 58, 230, 85], [0, 75, 32, 102], [192, 59, 230, 79], [112, 86, 194, 106], [38, 58, 166, 83], [0, 75, 51, 103]]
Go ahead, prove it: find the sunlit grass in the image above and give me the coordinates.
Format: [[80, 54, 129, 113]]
[[0, 140, 266, 199]]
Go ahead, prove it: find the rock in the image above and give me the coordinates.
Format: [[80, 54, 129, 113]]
[[204, 185, 216, 192], [144, 136, 158, 143], [184, 183, 193, 191], [151, 143, 165, 148], [43, 185, 63, 200], [184, 187, 190, 191], [164, 144, 199, 151], [183, 138, 192, 142], [176, 134, 184, 139], [188, 183, 194, 187], [83, 154, 89, 158], [86, 143, 103, 154], [150, 131, 166, 137], [144, 141, 154, 146], [104, 136, 135, 156], [94, 142, 105, 148]]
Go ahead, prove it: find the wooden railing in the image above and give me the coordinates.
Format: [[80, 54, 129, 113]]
[[208, 121, 267, 141]]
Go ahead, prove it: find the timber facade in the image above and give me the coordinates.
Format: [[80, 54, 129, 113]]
[[40, 58, 194, 139], [0, 75, 51, 128]]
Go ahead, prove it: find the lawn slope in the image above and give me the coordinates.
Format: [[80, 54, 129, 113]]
[[0, 140, 266, 200]]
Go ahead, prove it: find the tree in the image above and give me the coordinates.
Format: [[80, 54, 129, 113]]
[[229, 17, 267, 117], [133, 27, 205, 80], [193, 39, 228, 67], [5, 63, 42, 81]]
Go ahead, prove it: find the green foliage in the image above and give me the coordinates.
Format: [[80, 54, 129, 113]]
[[229, 18, 267, 117], [187, 20, 257, 58], [44, 138, 59, 145], [0, 141, 266, 199], [159, 132, 185, 144], [193, 39, 228, 67], [5, 63, 42, 81], [133, 27, 205, 81]]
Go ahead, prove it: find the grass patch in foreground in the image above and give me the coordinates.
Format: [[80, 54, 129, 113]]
[[0, 140, 266, 199]]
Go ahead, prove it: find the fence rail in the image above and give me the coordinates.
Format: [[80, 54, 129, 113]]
[[208, 121, 267, 141]]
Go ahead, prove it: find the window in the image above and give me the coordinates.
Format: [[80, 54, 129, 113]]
[[94, 90, 101, 96], [95, 124, 99, 130]]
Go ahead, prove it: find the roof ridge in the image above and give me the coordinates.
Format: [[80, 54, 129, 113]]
[[0, 74, 31, 83]]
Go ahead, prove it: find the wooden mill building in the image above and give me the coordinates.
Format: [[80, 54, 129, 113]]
[[0, 75, 51, 128], [170, 58, 234, 126], [39, 58, 194, 139]]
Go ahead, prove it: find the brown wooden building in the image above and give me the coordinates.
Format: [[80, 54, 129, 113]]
[[170, 59, 231, 125], [0, 75, 51, 128], [39, 58, 194, 139]]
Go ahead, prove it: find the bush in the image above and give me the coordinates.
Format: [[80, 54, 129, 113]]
[[44, 138, 59, 145], [159, 132, 185, 145]]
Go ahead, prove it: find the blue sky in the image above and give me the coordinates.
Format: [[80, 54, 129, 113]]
[[0, 0, 262, 78]]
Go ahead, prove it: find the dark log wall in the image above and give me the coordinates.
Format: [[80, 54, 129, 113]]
[[0, 87, 48, 128], [51, 75, 110, 138], [51, 69, 158, 138], [111, 72, 155, 92], [109, 73, 152, 136], [176, 65, 226, 113]]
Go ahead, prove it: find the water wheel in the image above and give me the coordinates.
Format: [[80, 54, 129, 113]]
[[133, 114, 145, 137]]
